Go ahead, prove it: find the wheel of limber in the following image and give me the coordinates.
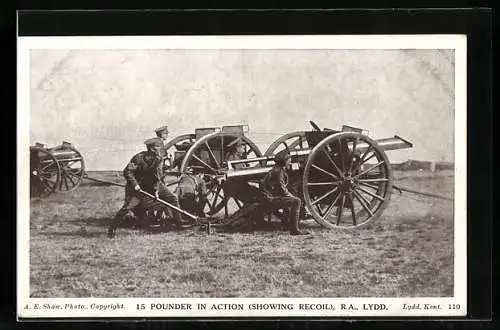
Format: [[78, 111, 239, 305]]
[[180, 132, 262, 218], [264, 131, 309, 156], [163, 134, 197, 171], [49, 144, 85, 192], [30, 147, 61, 198], [302, 132, 393, 229]]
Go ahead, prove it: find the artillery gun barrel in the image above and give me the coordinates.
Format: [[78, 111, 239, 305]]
[[225, 135, 412, 181]]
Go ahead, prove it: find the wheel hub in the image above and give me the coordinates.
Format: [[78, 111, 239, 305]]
[[340, 176, 356, 192]]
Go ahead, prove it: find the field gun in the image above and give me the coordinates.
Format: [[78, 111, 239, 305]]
[[30, 141, 85, 198], [164, 121, 412, 229]]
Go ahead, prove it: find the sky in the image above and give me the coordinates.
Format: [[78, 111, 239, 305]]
[[29, 48, 455, 170]]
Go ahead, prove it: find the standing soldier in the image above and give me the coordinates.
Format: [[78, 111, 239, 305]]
[[259, 149, 310, 235], [107, 137, 183, 238]]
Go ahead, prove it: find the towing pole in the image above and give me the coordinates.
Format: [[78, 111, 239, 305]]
[[392, 184, 453, 201], [137, 189, 199, 221]]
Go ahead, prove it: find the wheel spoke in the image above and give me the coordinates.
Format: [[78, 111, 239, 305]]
[[352, 145, 374, 173], [348, 194, 357, 226], [63, 173, 70, 190], [358, 152, 377, 169], [348, 138, 358, 174], [192, 154, 217, 174], [39, 175, 56, 191], [322, 148, 344, 178], [224, 194, 229, 217], [338, 137, 345, 173], [234, 198, 243, 209], [210, 185, 222, 210], [353, 161, 385, 180], [204, 142, 220, 169], [337, 194, 345, 225], [358, 181, 379, 190], [322, 191, 342, 219], [41, 162, 57, 172], [359, 145, 373, 163], [311, 164, 339, 180], [288, 137, 302, 150], [307, 181, 340, 187], [358, 178, 389, 183], [356, 186, 385, 202], [352, 189, 374, 217], [311, 187, 338, 206], [66, 169, 83, 180], [64, 170, 77, 187]]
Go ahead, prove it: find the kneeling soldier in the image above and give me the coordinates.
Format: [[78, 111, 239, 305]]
[[259, 149, 310, 235], [107, 137, 182, 238]]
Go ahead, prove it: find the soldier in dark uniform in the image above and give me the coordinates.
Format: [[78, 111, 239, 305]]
[[107, 137, 183, 238], [259, 149, 309, 235]]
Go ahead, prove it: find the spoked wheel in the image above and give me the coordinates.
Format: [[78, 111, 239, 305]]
[[49, 144, 85, 192], [30, 147, 61, 198], [302, 132, 393, 229], [264, 131, 309, 156], [163, 134, 197, 172], [179, 132, 262, 219]]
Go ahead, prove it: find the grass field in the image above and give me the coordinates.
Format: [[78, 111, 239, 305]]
[[28, 170, 454, 298]]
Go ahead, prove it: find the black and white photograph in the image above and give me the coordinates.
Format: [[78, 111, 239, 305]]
[[17, 35, 467, 318]]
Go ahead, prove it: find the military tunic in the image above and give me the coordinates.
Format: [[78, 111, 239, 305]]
[[108, 150, 182, 234], [259, 165, 302, 234]]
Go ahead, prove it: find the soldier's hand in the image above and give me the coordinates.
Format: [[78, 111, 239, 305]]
[[134, 185, 141, 191], [154, 191, 159, 199]]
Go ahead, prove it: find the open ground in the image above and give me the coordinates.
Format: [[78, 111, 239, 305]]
[[28, 170, 454, 298]]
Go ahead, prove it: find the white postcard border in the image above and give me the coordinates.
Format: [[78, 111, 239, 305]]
[[17, 35, 467, 318]]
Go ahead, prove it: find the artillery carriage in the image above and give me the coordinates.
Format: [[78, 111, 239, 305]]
[[30, 141, 85, 198], [163, 121, 412, 229]]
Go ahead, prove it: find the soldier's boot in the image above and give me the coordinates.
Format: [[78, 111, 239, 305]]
[[171, 211, 185, 230], [289, 202, 309, 236], [107, 209, 128, 238]]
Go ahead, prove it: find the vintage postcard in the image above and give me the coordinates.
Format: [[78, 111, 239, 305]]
[[17, 35, 466, 318]]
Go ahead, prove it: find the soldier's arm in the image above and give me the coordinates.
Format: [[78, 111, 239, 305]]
[[123, 155, 140, 187], [277, 170, 293, 197], [152, 158, 163, 193]]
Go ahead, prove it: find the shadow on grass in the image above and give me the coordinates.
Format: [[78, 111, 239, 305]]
[[73, 216, 112, 228]]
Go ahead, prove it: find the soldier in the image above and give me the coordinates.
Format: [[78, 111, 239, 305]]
[[154, 125, 171, 171], [107, 137, 183, 238], [259, 149, 310, 235], [155, 125, 169, 143]]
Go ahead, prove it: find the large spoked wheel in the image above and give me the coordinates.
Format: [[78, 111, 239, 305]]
[[30, 147, 61, 198], [264, 131, 309, 156], [163, 134, 197, 171], [302, 132, 393, 229], [180, 132, 262, 219], [49, 145, 85, 192]]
